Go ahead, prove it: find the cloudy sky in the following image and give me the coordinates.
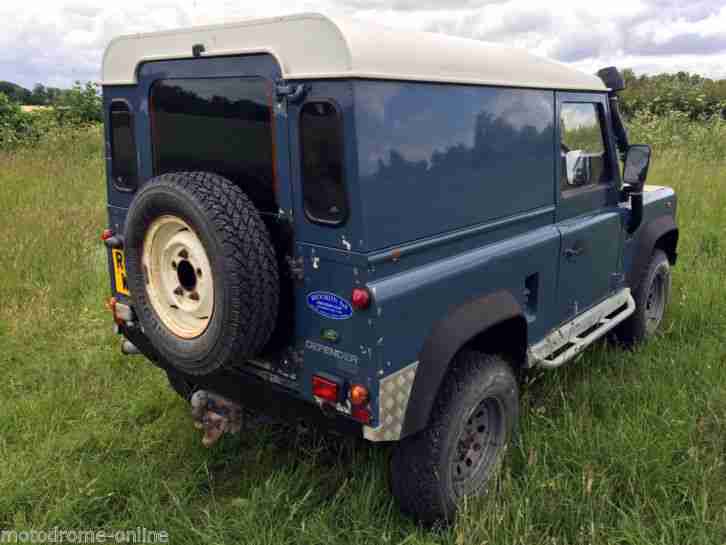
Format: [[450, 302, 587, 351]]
[[2, 0, 726, 89]]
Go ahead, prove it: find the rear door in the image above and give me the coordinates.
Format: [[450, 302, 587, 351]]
[[139, 54, 299, 376], [555, 92, 624, 323]]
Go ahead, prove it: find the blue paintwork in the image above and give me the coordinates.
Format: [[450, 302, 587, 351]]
[[553, 92, 627, 322], [101, 53, 677, 435], [353, 82, 555, 250]]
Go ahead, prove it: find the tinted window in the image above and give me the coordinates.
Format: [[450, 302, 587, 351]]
[[300, 101, 347, 225], [150, 77, 275, 211], [559, 103, 608, 191], [109, 101, 138, 190], [355, 82, 555, 248]]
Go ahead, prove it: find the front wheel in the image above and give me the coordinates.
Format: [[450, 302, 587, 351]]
[[390, 350, 519, 524], [616, 249, 672, 346]]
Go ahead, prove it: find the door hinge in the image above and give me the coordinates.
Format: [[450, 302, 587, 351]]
[[275, 80, 308, 104], [286, 255, 305, 281]]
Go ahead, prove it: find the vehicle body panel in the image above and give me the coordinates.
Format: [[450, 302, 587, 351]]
[[101, 50, 678, 440]]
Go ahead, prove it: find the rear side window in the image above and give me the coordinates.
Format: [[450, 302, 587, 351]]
[[150, 77, 275, 212], [300, 101, 348, 225], [559, 103, 609, 191], [109, 101, 138, 190]]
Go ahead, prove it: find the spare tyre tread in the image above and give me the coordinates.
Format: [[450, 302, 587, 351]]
[[124, 171, 279, 376]]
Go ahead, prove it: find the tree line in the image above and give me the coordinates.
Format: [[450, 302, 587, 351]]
[[619, 69, 726, 119], [0, 81, 102, 148], [0, 81, 69, 106]]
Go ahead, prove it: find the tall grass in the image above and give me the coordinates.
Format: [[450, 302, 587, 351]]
[[0, 118, 725, 544]]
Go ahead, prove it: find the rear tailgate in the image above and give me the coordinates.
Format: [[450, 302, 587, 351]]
[[294, 243, 379, 422]]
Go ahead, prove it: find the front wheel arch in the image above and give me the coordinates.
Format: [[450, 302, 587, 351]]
[[655, 229, 679, 266], [627, 215, 678, 292]]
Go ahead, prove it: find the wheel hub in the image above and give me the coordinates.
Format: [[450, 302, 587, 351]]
[[452, 397, 505, 494], [142, 215, 214, 339], [645, 269, 666, 334]]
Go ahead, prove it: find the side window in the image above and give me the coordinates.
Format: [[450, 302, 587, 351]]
[[109, 101, 138, 190], [559, 103, 609, 191], [300, 101, 348, 225]]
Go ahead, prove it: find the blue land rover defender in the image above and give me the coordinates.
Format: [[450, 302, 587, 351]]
[[101, 13, 678, 523]]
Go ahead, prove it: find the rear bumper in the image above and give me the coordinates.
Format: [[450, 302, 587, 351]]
[[122, 325, 363, 438], [173, 365, 364, 438]]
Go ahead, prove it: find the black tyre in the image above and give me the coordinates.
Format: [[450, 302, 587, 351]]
[[616, 249, 671, 346], [390, 350, 519, 524], [124, 172, 279, 376]]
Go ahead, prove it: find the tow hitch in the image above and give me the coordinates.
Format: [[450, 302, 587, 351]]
[[190, 390, 242, 447]]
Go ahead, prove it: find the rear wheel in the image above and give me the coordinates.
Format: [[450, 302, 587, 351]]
[[390, 350, 519, 524], [616, 249, 671, 346]]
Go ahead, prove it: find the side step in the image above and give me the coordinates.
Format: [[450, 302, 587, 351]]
[[529, 288, 635, 368]]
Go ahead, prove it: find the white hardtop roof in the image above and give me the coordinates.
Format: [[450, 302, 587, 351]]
[[102, 12, 607, 92]]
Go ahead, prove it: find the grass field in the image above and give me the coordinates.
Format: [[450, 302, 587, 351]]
[[0, 121, 725, 544]]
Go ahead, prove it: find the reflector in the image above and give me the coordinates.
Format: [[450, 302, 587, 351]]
[[351, 287, 371, 310]]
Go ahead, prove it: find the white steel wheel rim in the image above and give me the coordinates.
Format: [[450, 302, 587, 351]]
[[142, 215, 214, 339]]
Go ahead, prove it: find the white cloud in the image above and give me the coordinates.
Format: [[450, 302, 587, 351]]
[[3, 0, 726, 89]]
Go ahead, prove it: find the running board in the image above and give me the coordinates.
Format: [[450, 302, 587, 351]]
[[529, 288, 635, 368]]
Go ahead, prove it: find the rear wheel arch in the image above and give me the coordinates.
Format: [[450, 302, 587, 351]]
[[467, 315, 528, 372], [400, 290, 527, 438]]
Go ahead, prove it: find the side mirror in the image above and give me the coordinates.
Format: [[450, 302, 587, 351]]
[[623, 144, 651, 190]]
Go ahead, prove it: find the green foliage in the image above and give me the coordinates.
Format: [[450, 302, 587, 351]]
[[0, 81, 31, 103], [620, 69, 726, 119], [29, 83, 64, 106], [56, 81, 103, 124], [0, 92, 37, 148], [0, 81, 101, 150], [562, 124, 604, 153], [1, 117, 726, 544], [628, 110, 726, 161]]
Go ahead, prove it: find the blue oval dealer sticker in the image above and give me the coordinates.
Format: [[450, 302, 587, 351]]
[[307, 291, 353, 320]]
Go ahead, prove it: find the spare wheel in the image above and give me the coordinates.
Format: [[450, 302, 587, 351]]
[[123, 171, 279, 376]]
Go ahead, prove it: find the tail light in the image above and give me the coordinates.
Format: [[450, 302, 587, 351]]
[[349, 384, 371, 424], [102, 228, 124, 249], [349, 384, 369, 406], [312, 375, 339, 403]]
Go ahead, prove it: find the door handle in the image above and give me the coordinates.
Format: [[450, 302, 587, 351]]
[[564, 246, 584, 259]]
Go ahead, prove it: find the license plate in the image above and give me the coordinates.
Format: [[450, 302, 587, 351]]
[[112, 248, 130, 295]]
